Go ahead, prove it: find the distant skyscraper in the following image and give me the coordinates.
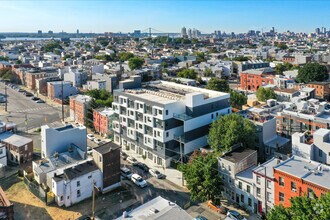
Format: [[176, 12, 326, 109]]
[[181, 27, 188, 38], [48, 30, 53, 34], [315, 28, 321, 34], [77, 29, 79, 34], [37, 30, 42, 35], [187, 28, 192, 38]]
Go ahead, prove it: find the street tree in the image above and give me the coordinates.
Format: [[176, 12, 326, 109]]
[[230, 90, 247, 109], [177, 69, 198, 79], [256, 87, 277, 102], [128, 57, 144, 70], [179, 152, 222, 202], [296, 63, 328, 83], [208, 114, 256, 153], [206, 78, 230, 92]]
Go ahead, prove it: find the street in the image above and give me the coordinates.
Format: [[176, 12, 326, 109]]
[[0, 82, 69, 132]]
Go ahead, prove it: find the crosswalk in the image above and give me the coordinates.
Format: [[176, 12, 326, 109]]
[[12, 106, 53, 113]]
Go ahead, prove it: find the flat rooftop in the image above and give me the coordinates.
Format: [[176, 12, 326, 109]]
[[253, 157, 282, 179], [0, 132, 32, 147], [115, 196, 192, 220], [93, 142, 120, 154], [220, 147, 257, 164], [122, 80, 229, 104], [274, 156, 330, 190]]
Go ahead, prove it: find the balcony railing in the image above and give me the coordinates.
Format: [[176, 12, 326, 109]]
[[173, 113, 192, 121]]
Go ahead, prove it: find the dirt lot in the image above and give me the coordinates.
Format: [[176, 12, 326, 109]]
[[2, 175, 135, 220]]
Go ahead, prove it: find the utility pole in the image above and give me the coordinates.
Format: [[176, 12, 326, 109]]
[[4, 85, 7, 112], [91, 180, 95, 220], [61, 81, 64, 122]]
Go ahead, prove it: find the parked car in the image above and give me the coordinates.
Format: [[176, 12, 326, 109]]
[[93, 138, 102, 144], [87, 134, 94, 140], [207, 200, 228, 214], [87, 147, 93, 155], [120, 167, 132, 179], [226, 210, 246, 220], [137, 163, 149, 172], [194, 216, 208, 220], [149, 169, 165, 179], [18, 89, 25, 93], [25, 92, 33, 97], [121, 151, 128, 160], [35, 99, 45, 103], [31, 97, 40, 101], [127, 156, 138, 165], [131, 174, 147, 188]]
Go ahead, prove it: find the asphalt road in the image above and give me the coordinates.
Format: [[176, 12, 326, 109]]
[[0, 82, 68, 132]]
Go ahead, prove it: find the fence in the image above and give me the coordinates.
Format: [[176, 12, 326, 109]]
[[23, 176, 54, 205]]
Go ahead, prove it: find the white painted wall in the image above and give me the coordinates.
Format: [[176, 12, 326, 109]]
[[41, 125, 87, 158]]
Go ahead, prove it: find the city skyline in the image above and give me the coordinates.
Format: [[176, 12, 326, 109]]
[[0, 0, 329, 34]]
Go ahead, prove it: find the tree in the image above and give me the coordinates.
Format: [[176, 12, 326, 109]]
[[230, 90, 247, 109], [118, 52, 134, 62], [277, 43, 288, 50], [195, 52, 206, 62], [85, 89, 113, 108], [128, 57, 144, 70], [267, 193, 330, 220], [43, 41, 62, 52], [204, 68, 214, 77], [161, 61, 168, 69], [296, 63, 329, 83], [206, 78, 230, 92], [177, 69, 198, 79], [16, 60, 22, 65], [179, 152, 222, 202], [256, 87, 277, 102], [208, 114, 256, 153]]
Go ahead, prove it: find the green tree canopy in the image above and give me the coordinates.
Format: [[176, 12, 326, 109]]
[[256, 87, 277, 102], [296, 63, 329, 83], [230, 90, 247, 109], [208, 114, 256, 153], [118, 52, 134, 62], [277, 43, 288, 50], [85, 89, 113, 108], [179, 152, 222, 202], [177, 69, 198, 79], [204, 68, 214, 77], [128, 57, 144, 70], [267, 193, 330, 220], [206, 78, 230, 92], [43, 41, 63, 53]]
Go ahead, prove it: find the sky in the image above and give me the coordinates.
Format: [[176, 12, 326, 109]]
[[0, 0, 329, 34]]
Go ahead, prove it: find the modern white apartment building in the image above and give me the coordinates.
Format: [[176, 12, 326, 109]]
[[113, 78, 231, 167]]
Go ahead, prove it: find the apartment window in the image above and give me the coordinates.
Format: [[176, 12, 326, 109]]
[[157, 131, 161, 137], [267, 180, 271, 189], [60, 196, 63, 201], [248, 198, 252, 206], [256, 176, 261, 184], [211, 114, 214, 119], [88, 175, 92, 179], [77, 190, 81, 198], [247, 185, 251, 193], [99, 156, 102, 162], [165, 110, 168, 115], [279, 192, 284, 202], [77, 181, 80, 187], [25, 145, 28, 151], [279, 177, 284, 186], [257, 188, 261, 197], [228, 165, 231, 171], [139, 124, 142, 129], [291, 182, 297, 192], [319, 149, 323, 157], [238, 181, 242, 189], [159, 110, 162, 115], [241, 194, 244, 203], [267, 192, 271, 202], [148, 152, 153, 160], [308, 188, 314, 199], [166, 132, 169, 137]]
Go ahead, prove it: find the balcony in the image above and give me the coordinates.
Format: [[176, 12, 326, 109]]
[[173, 113, 192, 121], [173, 134, 187, 143]]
